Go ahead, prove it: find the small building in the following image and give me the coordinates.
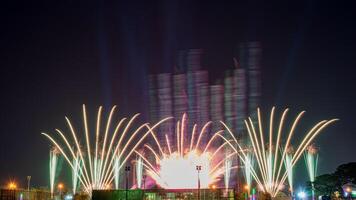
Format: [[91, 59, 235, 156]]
[[92, 188, 235, 200]]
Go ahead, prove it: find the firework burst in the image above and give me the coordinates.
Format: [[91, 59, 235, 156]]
[[42, 105, 171, 194], [221, 107, 338, 197], [135, 114, 238, 189]]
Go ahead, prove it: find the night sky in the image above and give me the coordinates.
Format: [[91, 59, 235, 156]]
[[0, 0, 355, 188]]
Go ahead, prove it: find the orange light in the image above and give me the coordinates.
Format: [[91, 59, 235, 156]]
[[8, 182, 17, 189], [212, 185, 216, 189], [244, 185, 250, 190], [58, 183, 64, 190], [346, 187, 352, 193]]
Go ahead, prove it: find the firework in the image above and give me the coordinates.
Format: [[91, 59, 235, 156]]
[[72, 152, 81, 194], [42, 105, 171, 194], [135, 114, 238, 189], [224, 158, 232, 191], [49, 148, 58, 198], [221, 107, 337, 197], [243, 151, 255, 196], [113, 154, 120, 189], [304, 144, 319, 200], [135, 156, 144, 188], [283, 147, 294, 196]]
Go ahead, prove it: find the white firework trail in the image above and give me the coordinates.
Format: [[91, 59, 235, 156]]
[[283, 148, 294, 195], [224, 158, 232, 191], [135, 156, 144, 188], [72, 152, 81, 194], [243, 151, 255, 195], [114, 155, 120, 189], [49, 148, 58, 198]]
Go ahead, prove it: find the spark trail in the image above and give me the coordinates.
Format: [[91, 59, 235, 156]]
[[49, 148, 58, 198], [72, 152, 81, 194], [283, 147, 294, 196], [243, 151, 255, 196], [304, 144, 319, 200]]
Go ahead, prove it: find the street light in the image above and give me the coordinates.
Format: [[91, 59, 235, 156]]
[[7, 181, 17, 200], [125, 166, 131, 200], [58, 183, 64, 200], [8, 182, 17, 190], [196, 165, 202, 200], [345, 187, 352, 200], [244, 185, 250, 200], [346, 187, 352, 193]]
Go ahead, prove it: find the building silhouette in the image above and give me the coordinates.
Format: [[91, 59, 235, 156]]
[[147, 42, 261, 188]]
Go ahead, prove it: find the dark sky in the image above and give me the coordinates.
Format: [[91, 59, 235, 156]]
[[0, 0, 355, 189]]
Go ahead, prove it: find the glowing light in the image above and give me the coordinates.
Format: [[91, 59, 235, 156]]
[[58, 183, 64, 190], [222, 107, 338, 197], [42, 105, 171, 194], [346, 187, 352, 193], [64, 194, 73, 200], [8, 182, 17, 190], [136, 114, 237, 189], [298, 191, 306, 199]]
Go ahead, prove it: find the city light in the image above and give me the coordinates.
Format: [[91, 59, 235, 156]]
[[8, 182, 17, 190], [297, 191, 306, 199], [346, 187, 352, 193], [58, 183, 64, 190], [64, 194, 73, 200]]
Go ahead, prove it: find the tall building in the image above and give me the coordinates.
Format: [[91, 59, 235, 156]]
[[148, 44, 261, 187], [233, 61, 247, 138], [149, 73, 174, 145], [210, 83, 224, 143], [247, 42, 261, 122]]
